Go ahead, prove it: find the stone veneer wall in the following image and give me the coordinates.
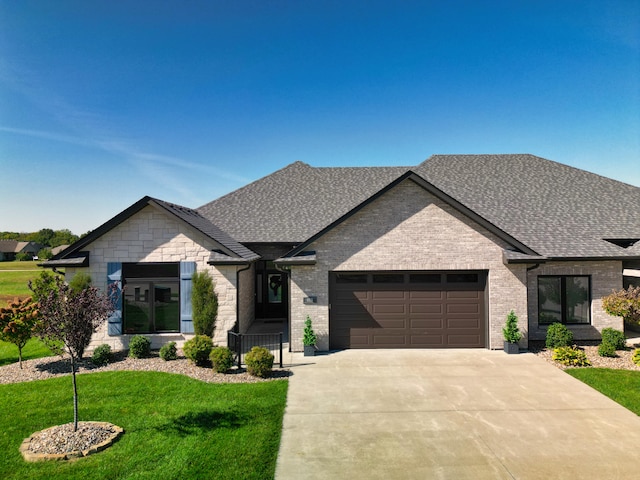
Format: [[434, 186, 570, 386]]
[[527, 260, 623, 341], [65, 205, 239, 352], [289, 179, 529, 351]]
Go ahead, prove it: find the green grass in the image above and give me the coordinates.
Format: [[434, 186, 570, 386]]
[[0, 371, 288, 480], [0, 261, 47, 302], [0, 338, 55, 366], [566, 368, 640, 415]]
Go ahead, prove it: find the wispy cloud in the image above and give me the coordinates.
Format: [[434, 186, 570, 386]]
[[0, 123, 250, 203], [1, 57, 250, 203]]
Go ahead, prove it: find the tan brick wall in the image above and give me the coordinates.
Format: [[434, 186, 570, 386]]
[[289, 179, 529, 351], [66, 204, 238, 352], [527, 261, 623, 341]]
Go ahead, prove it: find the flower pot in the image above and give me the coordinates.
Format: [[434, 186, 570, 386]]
[[504, 341, 519, 354], [304, 345, 316, 357]]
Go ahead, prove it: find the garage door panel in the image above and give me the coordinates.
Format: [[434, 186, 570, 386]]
[[447, 335, 482, 346], [410, 335, 445, 346], [372, 291, 406, 299], [372, 335, 408, 346], [447, 290, 482, 299], [376, 319, 406, 329], [410, 305, 443, 315], [410, 291, 444, 299], [348, 335, 370, 346], [373, 304, 406, 315], [447, 304, 480, 314], [448, 319, 481, 328], [410, 319, 443, 328], [329, 271, 485, 349]]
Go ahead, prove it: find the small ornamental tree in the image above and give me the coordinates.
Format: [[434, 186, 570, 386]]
[[0, 297, 39, 369], [192, 270, 218, 337], [602, 286, 640, 326], [29, 270, 61, 303], [303, 316, 317, 347], [30, 276, 115, 431], [502, 310, 522, 344]]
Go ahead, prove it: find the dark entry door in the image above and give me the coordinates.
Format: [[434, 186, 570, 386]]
[[256, 261, 288, 318]]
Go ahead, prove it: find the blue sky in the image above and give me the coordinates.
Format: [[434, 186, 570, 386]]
[[1, 1, 639, 235]]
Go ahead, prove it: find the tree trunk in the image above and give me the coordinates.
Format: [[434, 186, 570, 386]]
[[70, 355, 79, 432], [18, 346, 23, 369]]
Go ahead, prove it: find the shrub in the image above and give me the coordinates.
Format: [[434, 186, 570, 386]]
[[303, 316, 317, 346], [192, 271, 218, 337], [545, 323, 574, 349], [129, 335, 151, 358], [632, 348, 640, 366], [91, 344, 112, 366], [597, 342, 617, 358], [600, 327, 626, 350], [552, 345, 591, 367], [602, 286, 640, 326], [183, 335, 213, 366], [15, 252, 31, 261], [210, 346, 234, 373], [159, 341, 178, 361], [69, 272, 92, 293], [245, 346, 274, 378], [502, 310, 522, 343]]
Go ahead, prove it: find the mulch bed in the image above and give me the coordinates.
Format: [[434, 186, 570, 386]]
[[529, 340, 640, 371]]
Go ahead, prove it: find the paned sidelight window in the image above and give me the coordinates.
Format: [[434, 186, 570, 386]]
[[538, 276, 591, 325]]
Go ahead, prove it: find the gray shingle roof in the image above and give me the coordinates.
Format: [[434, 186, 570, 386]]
[[50, 196, 259, 264], [415, 154, 640, 259], [150, 198, 259, 261], [198, 154, 640, 260], [198, 161, 409, 243]]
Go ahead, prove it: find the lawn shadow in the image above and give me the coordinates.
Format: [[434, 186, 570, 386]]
[[158, 409, 247, 436]]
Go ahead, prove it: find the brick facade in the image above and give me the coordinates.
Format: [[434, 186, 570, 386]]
[[527, 260, 623, 341], [288, 179, 529, 351], [66, 205, 239, 351]]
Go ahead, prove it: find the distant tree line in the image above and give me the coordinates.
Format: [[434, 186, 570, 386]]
[[0, 228, 82, 248], [1, 228, 90, 260]]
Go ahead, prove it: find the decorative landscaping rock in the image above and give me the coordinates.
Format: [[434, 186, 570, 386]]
[[20, 421, 124, 462]]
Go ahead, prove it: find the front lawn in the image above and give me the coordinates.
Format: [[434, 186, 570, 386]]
[[0, 261, 43, 302], [566, 368, 640, 415], [0, 338, 54, 366], [0, 371, 287, 480]]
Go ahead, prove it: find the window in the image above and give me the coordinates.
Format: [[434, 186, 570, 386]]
[[538, 276, 590, 325], [409, 273, 441, 284], [447, 273, 479, 284], [123, 263, 180, 334], [335, 273, 368, 284], [372, 273, 404, 283]]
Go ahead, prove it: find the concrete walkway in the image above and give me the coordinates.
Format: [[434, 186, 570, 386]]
[[275, 349, 640, 479]]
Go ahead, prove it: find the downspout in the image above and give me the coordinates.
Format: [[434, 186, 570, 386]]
[[234, 263, 252, 334]]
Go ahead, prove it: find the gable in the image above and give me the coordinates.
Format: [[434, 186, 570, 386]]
[[44, 196, 259, 267], [416, 154, 640, 259], [282, 172, 536, 262], [311, 178, 518, 270], [198, 161, 409, 243]]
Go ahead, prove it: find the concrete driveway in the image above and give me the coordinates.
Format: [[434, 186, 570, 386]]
[[275, 349, 640, 479]]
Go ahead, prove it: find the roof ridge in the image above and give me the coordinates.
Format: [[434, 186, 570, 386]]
[[197, 160, 312, 210]]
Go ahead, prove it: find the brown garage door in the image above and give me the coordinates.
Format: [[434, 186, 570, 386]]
[[329, 271, 486, 349]]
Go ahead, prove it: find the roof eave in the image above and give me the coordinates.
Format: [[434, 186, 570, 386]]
[[39, 252, 90, 268], [274, 252, 317, 265]]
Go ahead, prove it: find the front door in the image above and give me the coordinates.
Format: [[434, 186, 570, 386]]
[[256, 261, 288, 318]]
